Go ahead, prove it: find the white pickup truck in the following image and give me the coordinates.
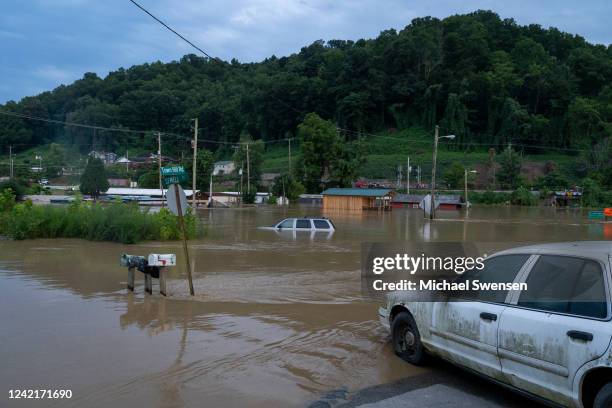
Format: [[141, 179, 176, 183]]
[[379, 242, 612, 408]]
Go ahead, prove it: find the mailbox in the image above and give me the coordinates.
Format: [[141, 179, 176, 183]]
[[148, 254, 176, 267], [121, 253, 176, 296], [120, 254, 146, 268]]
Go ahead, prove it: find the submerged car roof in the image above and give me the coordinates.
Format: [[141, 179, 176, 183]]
[[495, 241, 612, 262]]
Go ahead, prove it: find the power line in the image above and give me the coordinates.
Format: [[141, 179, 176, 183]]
[[1, 110, 590, 153], [0, 109, 298, 149], [127, 0, 215, 60]]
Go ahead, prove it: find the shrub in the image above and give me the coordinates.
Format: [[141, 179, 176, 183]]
[[0, 199, 197, 243], [242, 190, 256, 204], [510, 186, 537, 206], [0, 178, 27, 199], [470, 190, 511, 205]]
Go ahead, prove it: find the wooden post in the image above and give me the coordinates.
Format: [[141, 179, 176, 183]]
[[159, 268, 167, 296], [174, 185, 195, 295], [144, 273, 152, 294], [127, 267, 135, 292]]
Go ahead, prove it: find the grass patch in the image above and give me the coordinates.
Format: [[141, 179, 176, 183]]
[[0, 193, 196, 244]]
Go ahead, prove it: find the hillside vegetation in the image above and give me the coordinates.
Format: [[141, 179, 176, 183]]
[[1, 10, 611, 190]]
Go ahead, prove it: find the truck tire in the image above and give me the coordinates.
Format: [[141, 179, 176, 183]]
[[391, 311, 426, 365], [594, 382, 612, 408]]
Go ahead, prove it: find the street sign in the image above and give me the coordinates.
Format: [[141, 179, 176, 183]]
[[161, 165, 186, 176], [419, 194, 439, 215], [166, 184, 190, 216], [589, 211, 604, 220], [161, 166, 188, 187]]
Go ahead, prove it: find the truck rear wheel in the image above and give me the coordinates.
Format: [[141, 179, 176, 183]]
[[594, 382, 612, 408], [391, 311, 426, 365]]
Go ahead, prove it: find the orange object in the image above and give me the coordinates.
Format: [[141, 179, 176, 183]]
[[605, 223, 612, 239], [605, 208, 612, 217]]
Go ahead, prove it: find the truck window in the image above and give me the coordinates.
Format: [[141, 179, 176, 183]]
[[456, 254, 529, 303], [313, 220, 330, 229], [518, 255, 607, 319], [295, 220, 311, 229], [278, 219, 294, 229]]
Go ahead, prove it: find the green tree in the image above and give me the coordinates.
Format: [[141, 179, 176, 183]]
[[442, 163, 465, 189], [496, 146, 522, 189], [272, 173, 306, 200], [184, 149, 214, 191], [510, 186, 537, 206], [0, 178, 27, 200], [80, 158, 109, 199], [138, 169, 159, 189], [43, 143, 67, 179], [536, 171, 570, 190], [581, 177, 606, 207], [298, 113, 365, 192]]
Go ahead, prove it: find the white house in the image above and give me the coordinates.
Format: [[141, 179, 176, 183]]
[[213, 161, 236, 176], [89, 151, 117, 165]]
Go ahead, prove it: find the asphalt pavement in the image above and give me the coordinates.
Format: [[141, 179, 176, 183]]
[[308, 358, 549, 408]]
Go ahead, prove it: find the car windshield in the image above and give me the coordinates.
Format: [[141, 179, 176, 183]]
[[277, 219, 294, 228]]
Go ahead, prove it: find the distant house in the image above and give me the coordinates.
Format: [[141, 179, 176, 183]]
[[392, 194, 463, 210], [321, 188, 394, 211], [107, 178, 130, 187], [213, 161, 236, 176], [89, 151, 117, 165], [103, 187, 199, 199]]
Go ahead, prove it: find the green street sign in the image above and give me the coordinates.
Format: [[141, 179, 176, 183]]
[[161, 166, 186, 176], [161, 166, 188, 187]]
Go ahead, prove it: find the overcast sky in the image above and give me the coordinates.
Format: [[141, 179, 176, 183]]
[[1, 0, 611, 104]]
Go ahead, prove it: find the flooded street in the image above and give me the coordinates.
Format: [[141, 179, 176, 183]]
[[0, 206, 608, 407]]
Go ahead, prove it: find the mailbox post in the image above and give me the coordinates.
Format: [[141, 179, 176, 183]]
[[121, 253, 176, 296]]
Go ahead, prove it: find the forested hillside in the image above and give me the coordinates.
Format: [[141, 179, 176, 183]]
[[1, 10, 611, 157]]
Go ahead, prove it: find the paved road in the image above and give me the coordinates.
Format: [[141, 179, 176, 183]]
[[309, 358, 548, 408]]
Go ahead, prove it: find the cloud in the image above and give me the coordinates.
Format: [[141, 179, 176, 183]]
[[1, 0, 611, 103], [33, 65, 78, 83]]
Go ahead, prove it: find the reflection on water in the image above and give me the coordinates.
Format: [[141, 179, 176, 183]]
[[0, 206, 607, 407]]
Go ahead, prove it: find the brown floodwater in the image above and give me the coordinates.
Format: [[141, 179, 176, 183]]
[[0, 206, 609, 407]]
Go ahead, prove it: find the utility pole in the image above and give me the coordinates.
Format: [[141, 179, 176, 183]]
[[417, 165, 421, 187], [192, 117, 198, 208], [397, 164, 402, 189], [288, 138, 292, 174], [430, 126, 439, 220], [464, 169, 468, 209], [464, 169, 477, 209], [240, 164, 243, 197], [406, 156, 410, 194], [429, 126, 455, 219], [209, 172, 213, 208], [246, 143, 250, 194], [9, 146, 13, 179], [158, 132, 164, 206]]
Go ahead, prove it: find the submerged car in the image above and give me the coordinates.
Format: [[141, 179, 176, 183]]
[[260, 217, 335, 231], [379, 241, 612, 408]]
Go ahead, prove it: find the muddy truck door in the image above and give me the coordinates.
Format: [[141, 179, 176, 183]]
[[498, 254, 611, 407], [430, 254, 531, 381]]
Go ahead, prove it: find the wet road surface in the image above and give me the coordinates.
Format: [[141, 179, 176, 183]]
[[0, 206, 604, 407]]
